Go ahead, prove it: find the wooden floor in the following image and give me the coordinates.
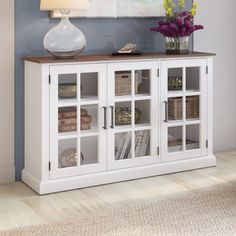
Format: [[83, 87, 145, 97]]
[[1, 151, 236, 231]]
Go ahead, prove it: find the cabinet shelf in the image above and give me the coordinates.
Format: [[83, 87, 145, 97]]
[[81, 96, 99, 105], [58, 99, 77, 107], [168, 91, 200, 98], [167, 119, 200, 127], [58, 132, 78, 140], [114, 95, 151, 102]]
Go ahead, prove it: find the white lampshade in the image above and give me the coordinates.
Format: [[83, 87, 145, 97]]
[[40, 0, 89, 11]]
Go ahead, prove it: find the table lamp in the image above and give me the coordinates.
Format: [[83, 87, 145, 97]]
[[40, 0, 89, 59]]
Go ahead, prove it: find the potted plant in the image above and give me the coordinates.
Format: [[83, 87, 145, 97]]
[[150, 0, 203, 54]]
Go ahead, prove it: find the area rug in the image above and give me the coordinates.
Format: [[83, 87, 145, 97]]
[[1, 183, 236, 236]]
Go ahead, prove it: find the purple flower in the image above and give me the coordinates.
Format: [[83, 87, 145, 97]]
[[181, 11, 189, 17], [150, 11, 204, 37], [176, 18, 183, 27], [184, 20, 191, 28]]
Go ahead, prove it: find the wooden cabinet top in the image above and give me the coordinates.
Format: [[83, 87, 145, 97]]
[[24, 52, 215, 64]]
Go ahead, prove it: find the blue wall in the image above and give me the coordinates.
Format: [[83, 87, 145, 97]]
[[15, 0, 192, 180]]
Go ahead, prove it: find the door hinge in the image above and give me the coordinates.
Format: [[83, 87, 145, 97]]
[[206, 66, 208, 74], [157, 147, 160, 155], [206, 140, 209, 148], [157, 69, 160, 77], [49, 75, 51, 84], [49, 161, 51, 171]]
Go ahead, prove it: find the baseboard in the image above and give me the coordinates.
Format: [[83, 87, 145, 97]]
[[22, 155, 216, 195], [0, 165, 15, 184]]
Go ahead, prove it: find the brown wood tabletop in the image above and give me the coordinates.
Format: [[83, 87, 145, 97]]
[[24, 51, 216, 64]]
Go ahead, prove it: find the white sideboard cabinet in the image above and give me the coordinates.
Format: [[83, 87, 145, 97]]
[[23, 52, 216, 194]]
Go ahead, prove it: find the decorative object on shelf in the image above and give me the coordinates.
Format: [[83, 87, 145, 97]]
[[186, 96, 199, 119], [115, 72, 132, 96], [168, 76, 182, 90], [112, 43, 142, 56], [58, 107, 77, 133], [119, 43, 137, 54], [59, 148, 84, 168], [59, 83, 77, 98], [59, 148, 77, 168], [40, 0, 89, 59], [115, 72, 141, 96], [150, 0, 203, 54], [115, 107, 142, 125], [80, 108, 92, 130], [168, 96, 199, 120]]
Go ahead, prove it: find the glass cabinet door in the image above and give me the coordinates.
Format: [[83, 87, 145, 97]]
[[107, 62, 159, 170], [161, 60, 208, 162], [49, 64, 107, 179]]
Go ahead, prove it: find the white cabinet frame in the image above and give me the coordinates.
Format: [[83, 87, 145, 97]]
[[160, 59, 208, 162], [49, 64, 107, 179], [22, 54, 216, 194], [107, 61, 160, 170]]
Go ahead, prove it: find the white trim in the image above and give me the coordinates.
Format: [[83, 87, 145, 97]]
[[22, 155, 216, 195]]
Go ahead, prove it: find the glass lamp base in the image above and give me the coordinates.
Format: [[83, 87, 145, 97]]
[[44, 11, 86, 59]]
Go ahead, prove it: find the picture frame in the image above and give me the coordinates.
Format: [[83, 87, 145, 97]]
[[51, 0, 165, 18]]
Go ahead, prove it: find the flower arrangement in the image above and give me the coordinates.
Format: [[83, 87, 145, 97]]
[[150, 0, 203, 38]]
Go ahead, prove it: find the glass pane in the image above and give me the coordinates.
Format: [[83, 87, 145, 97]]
[[58, 74, 77, 100], [115, 71, 132, 96], [81, 72, 98, 100], [58, 107, 77, 133], [168, 126, 183, 153], [80, 136, 98, 165], [186, 67, 200, 91], [58, 139, 77, 168], [135, 130, 150, 157], [186, 96, 199, 120], [186, 125, 200, 150], [168, 97, 183, 121], [80, 105, 98, 132], [115, 101, 132, 127], [135, 100, 150, 126], [135, 70, 150, 95], [115, 132, 132, 160], [168, 68, 183, 92]]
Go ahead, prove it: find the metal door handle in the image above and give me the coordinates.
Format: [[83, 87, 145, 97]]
[[164, 101, 168, 123], [110, 106, 114, 129], [102, 107, 107, 129]]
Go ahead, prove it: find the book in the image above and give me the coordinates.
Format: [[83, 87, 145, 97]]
[[118, 133, 131, 160], [135, 130, 144, 157], [138, 130, 150, 157], [59, 118, 77, 126], [124, 140, 131, 159], [58, 107, 77, 119], [115, 135, 126, 160], [59, 124, 77, 133]]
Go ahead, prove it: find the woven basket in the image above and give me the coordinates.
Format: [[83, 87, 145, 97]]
[[168, 96, 199, 120], [115, 107, 142, 125], [115, 72, 139, 96], [115, 72, 131, 96]]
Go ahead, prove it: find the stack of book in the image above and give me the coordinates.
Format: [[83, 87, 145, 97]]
[[58, 107, 77, 133], [115, 130, 150, 160], [80, 109, 92, 130], [58, 108, 92, 133]]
